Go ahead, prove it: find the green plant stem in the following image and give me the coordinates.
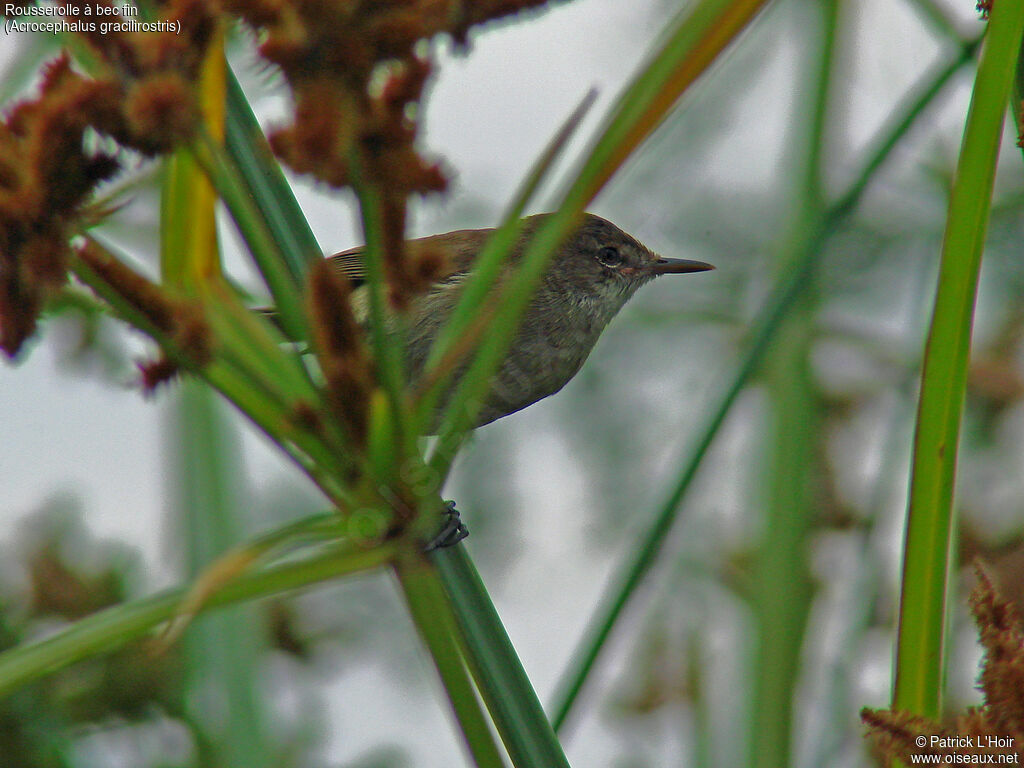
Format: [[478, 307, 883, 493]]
[[1013, 30, 1024, 159], [903, 0, 970, 44], [190, 128, 310, 343], [750, 0, 836, 762], [392, 553, 506, 768], [893, 0, 1024, 723], [160, 45, 277, 764], [172, 381, 275, 768], [548, 36, 980, 733], [433, 546, 570, 768], [751, 259, 819, 768], [0, 542, 394, 698], [200, 294, 358, 482], [224, 67, 322, 283], [202, 287, 318, 402], [159, 43, 355, 481], [348, 162, 412, 457]]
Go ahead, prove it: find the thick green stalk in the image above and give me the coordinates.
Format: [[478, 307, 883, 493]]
[[893, 0, 1024, 722], [433, 546, 570, 768], [750, 239, 819, 768], [392, 554, 506, 768]]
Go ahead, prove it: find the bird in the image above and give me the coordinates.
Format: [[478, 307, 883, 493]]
[[327, 212, 714, 429]]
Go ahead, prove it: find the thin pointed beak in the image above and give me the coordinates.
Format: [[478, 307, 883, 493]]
[[646, 257, 715, 275]]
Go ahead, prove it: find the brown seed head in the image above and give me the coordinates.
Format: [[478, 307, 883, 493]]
[[306, 259, 372, 445]]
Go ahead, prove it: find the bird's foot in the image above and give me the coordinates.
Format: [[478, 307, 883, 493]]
[[424, 500, 469, 551]]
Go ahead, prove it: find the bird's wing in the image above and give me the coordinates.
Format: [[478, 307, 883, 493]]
[[326, 229, 494, 287], [328, 246, 368, 285]]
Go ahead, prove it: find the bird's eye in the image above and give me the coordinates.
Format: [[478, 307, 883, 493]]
[[597, 246, 623, 268]]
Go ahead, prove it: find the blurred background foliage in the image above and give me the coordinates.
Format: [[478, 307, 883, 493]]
[[1, 0, 1022, 765]]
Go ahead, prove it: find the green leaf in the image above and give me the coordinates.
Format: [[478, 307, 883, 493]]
[[0, 538, 394, 698], [224, 68, 322, 283]]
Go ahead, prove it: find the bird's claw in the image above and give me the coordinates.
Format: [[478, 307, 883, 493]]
[[424, 500, 469, 551]]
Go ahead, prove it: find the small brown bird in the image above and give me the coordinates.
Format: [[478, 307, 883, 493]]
[[328, 213, 714, 429]]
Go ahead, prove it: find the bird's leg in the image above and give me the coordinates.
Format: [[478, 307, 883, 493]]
[[424, 500, 469, 551]]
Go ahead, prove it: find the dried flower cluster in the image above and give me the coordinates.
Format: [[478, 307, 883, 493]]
[[306, 259, 372, 445], [7, 509, 185, 725], [862, 564, 1024, 765], [0, 0, 217, 357], [1, 0, 560, 363], [224, 0, 555, 189], [222, 0, 556, 305], [76, 239, 212, 389]]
